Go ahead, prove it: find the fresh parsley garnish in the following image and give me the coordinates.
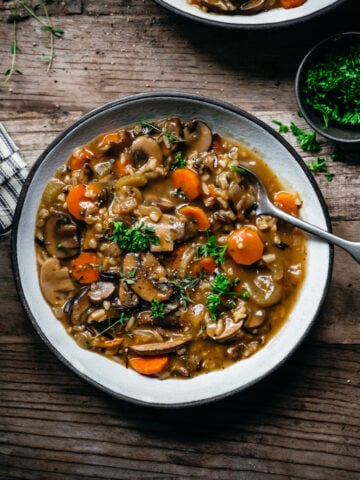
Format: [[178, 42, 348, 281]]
[[207, 273, 250, 321], [109, 220, 160, 252], [307, 157, 328, 172], [290, 122, 321, 152], [304, 44, 360, 128], [307, 157, 335, 182], [150, 299, 166, 319], [171, 151, 186, 170], [272, 119, 289, 133], [198, 236, 227, 266]]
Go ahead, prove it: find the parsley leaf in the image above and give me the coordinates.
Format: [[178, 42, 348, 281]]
[[207, 273, 250, 321], [304, 43, 360, 128], [150, 299, 166, 319], [272, 119, 289, 133], [198, 236, 227, 265], [171, 151, 186, 170], [109, 221, 160, 252], [230, 164, 247, 175], [307, 157, 335, 181], [290, 122, 321, 152], [307, 157, 328, 172]]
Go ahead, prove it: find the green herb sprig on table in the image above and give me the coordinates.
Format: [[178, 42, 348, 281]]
[[304, 43, 360, 128], [2, 0, 64, 85], [272, 119, 289, 133], [290, 122, 321, 152], [207, 273, 250, 321], [109, 220, 160, 252], [308, 157, 335, 182]]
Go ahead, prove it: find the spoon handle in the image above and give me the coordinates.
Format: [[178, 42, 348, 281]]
[[263, 204, 360, 263]]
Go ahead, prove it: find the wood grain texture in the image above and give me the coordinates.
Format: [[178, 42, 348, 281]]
[[0, 0, 359, 478]]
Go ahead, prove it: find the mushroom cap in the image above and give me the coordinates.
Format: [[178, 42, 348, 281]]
[[123, 252, 173, 302], [239, 0, 266, 14], [131, 136, 163, 167], [183, 120, 213, 156], [44, 212, 80, 259], [88, 281, 116, 304]]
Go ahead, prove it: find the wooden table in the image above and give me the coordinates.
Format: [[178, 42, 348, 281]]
[[1, 1, 359, 478]]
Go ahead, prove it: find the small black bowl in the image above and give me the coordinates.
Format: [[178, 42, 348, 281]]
[[295, 32, 360, 149]]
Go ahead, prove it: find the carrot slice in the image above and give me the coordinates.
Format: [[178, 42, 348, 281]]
[[171, 243, 190, 270], [66, 183, 101, 220], [172, 168, 201, 200], [191, 256, 216, 276], [98, 131, 120, 150], [179, 205, 210, 230], [129, 356, 169, 376], [228, 227, 264, 266], [70, 147, 94, 171], [71, 252, 100, 284], [280, 0, 306, 8], [274, 191, 299, 216], [115, 152, 132, 177]]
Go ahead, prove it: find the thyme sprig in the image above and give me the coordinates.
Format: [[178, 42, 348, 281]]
[[2, 0, 63, 84]]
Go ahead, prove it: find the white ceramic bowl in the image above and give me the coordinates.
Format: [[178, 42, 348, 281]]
[[153, 0, 347, 29], [12, 92, 333, 407]]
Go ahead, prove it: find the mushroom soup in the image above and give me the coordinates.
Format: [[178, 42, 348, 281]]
[[35, 117, 306, 379], [187, 0, 307, 15]]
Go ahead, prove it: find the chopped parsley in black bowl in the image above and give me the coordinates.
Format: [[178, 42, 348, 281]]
[[295, 32, 360, 148]]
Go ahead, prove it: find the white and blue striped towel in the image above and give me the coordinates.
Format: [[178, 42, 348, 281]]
[[0, 122, 28, 237]]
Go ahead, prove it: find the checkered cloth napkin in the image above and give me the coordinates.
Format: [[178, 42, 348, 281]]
[[0, 122, 28, 237]]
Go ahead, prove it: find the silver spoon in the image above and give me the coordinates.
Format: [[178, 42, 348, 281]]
[[240, 166, 360, 263]]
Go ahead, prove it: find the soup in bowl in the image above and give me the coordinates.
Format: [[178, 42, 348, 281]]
[[12, 93, 332, 406]]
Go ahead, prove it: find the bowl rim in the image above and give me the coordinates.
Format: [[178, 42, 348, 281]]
[[152, 0, 348, 30], [11, 91, 334, 407], [295, 31, 360, 145]]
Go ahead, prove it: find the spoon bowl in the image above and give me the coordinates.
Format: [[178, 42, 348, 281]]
[[241, 166, 360, 263]]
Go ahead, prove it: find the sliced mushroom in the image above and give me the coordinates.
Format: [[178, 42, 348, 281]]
[[88, 281, 116, 304], [142, 214, 186, 252], [239, 0, 266, 14], [143, 194, 176, 213], [183, 120, 212, 156], [199, 0, 237, 12], [40, 257, 75, 306], [136, 309, 181, 328], [244, 309, 267, 331], [131, 136, 163, 167], [119, 281, 139, 308], [64, 286, 90, 325], [129, 338, 189, 356], [44, 212, 80, 259], [206, 301, 248, 343], [207, 315, 244, 343], [123, 252, 173, 302]]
